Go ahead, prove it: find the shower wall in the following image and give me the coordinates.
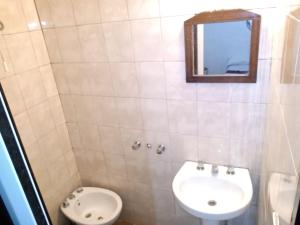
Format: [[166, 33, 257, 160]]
[[0, 0, 81, 224], [258, 7, 300, 225], [33, 1, 298, 225]]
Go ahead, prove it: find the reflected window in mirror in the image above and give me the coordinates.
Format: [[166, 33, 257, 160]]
[[185, 9, 261, 83]]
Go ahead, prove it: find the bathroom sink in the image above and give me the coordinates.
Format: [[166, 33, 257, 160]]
[[172, 161, 253, 224]]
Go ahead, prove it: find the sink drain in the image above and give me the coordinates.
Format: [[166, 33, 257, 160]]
[[85, 213, 92, 218], [208, 200, 217, 206]]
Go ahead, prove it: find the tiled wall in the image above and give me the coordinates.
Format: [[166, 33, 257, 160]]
[[33, 1, 300, 225], [0, 0, 81, 224], [258, 6, 300, 225], [30, 1, 299, 225]]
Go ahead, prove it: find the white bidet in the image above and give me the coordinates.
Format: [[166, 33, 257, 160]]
[[61, 187, 122, 225]]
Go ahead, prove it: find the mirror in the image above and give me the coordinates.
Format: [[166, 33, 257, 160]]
[[185, 9, 261, 83]]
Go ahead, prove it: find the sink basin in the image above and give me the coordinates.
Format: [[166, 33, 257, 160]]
[[172, 161, 253, 225]]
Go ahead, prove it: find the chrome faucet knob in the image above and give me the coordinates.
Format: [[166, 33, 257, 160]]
[[156, 145, 166, 154], [68, 194, 75, 200], [132, 141, 141, 150], [226, 166, 235, 175], [62, 200, 69, 208], [197, 161, 205, 170], [76, 187, 84, 193], [211, 164, 219, 175]]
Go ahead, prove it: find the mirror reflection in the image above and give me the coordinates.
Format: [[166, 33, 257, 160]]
[[195, 20, 252, 76]]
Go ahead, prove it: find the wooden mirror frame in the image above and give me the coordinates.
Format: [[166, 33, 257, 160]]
[[185, 9, 261, 83]]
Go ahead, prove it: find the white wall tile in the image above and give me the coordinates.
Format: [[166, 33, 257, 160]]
[[0, 35, 14, 78], [30, 31, 50, 66], [116, 98, 143, 129], [198, 83, 231, 102], [104, 153, 127, 178], [72, 0, 101, 25], [131, 19, 163, 61], [40, 65, 58, 98], [20, 0, 41, 31], [61, 63, 82, 95], [48, 96, 65, 125], [167, 100, 197, 135], [170, 134, 198, 163], [34, 0, 54, 28], [77, 25, 107, 62], [99, 126, 123, 154], [79, 63, 114, 96], [55, 27, 82, 62], [141, 99, 169, 132], [62, 95, 78, 122], [43, 29, 62, 63], [27, 101, 56, 139], [73, 96, 99, 124], [66, 123, 82, 148], [230, 103, 265, 142], [97, 97, 119, 127], [198, 137, 230, 165], [110, 63, 139, 97], [78, 123, 101, 149], [100, 0, 128, 22], [47, 0, 76, 27], [127, 0, 160, 19], [0, 0, 27, 34], [5, 32, 37, 73], [165, 62, 197, 100], [51, 64, 70, 94], [18, 68, 47, 108], [161, 16, 187, 61], [1, 76, 26, 115], [137, 62, 166, 98], [102, 21, 134, 62], [159, 0, 196, 17], [198, 102, 230, 138], [14, 111, 37, 148]]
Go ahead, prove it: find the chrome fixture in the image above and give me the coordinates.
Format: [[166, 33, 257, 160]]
[[146, 143, 152, 149], [226, 166, 235, 175], [68, 194, 75, 200], [131, 141, 141, 150], [211, 164, 219, 175], [76, 187, 84, 193], [156, 145, 166, 154], [62, 200, 69, 208], [197, 161, 205, 170]]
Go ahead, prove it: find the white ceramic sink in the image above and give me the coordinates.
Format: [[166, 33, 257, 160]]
[[172, 161, 253, 225]]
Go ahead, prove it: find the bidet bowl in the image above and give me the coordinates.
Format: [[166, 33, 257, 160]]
[[61, 187, 122, 225], [172, 161, 253, 222]]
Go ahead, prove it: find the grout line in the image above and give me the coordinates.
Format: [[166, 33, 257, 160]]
[[58, 92, 275, 106], [44, 57, 274, 64]]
